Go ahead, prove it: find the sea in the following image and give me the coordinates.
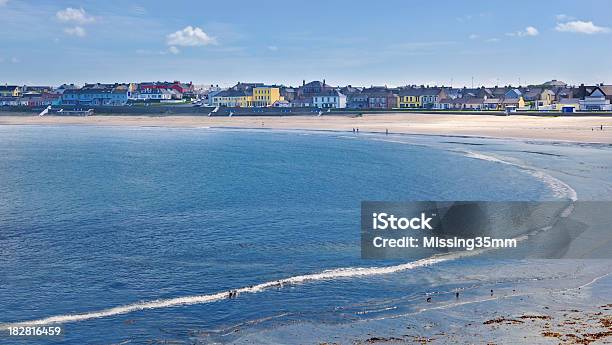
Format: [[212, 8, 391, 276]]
[[0, 125, 598, 344]]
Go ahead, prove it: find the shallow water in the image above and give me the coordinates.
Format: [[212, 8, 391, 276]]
[[0, 126, 577, 344]]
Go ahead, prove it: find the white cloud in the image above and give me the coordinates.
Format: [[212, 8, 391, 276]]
[[166, 26, 216, 47], [524, 26, 539, 36], [168, 46, 180, 54], [485, 38, 500, 43], [0, 0, 9, 6], [11, 57, 19, 63], [56, 7, 95, 24], [555, 20, 610, 34], [267, 45, 279, 51], [64, 26, 86, 37], [507, 26, 539, 37], [556, 14, 575, 21], [468, 34, 479, 40]]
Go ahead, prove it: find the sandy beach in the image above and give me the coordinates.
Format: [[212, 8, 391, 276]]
[[1, 113, 612, 144]]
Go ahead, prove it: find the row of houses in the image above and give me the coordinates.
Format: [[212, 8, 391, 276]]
[[61, 81, 196, 106], [206, 79, 612, 112], [2, 80, 611, 111], [0, 85, 58, 106], [0, 81, 198, 107]]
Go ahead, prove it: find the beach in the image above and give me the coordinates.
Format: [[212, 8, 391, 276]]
[[1, 113, 612, 143]]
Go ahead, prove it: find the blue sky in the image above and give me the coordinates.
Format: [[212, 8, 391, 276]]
[[1, 0, 611, 87]]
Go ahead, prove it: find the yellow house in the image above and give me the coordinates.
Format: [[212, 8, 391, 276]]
[[0, 85, 21, 97], [397, 89, 422, 108], [540, 90, 555, 106], [252, 86, 283, 107], [212, 89, 253, 107]]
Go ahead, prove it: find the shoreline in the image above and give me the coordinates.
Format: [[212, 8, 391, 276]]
[[1, 113, 612, 144]]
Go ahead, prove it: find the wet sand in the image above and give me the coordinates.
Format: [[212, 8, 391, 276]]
[[1, 113, 612, 143], [228, 272, 612, 344]]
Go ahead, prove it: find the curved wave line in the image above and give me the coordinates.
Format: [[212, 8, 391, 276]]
[[0, 251, 484, 329], [462, 150, 578, 202], [368, 137, 578, 202]]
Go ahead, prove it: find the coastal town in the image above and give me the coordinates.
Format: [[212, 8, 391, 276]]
[[1, 79, 611, 113]]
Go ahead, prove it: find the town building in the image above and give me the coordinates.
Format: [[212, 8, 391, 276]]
[[139, 81, 193, 93], [138, 81, 192, 99], [211, 89, 253, 107], [446, 97, 485, 110], [523, 88, 556, 109], [20, 93, 45, 107], [459, 87, 493, 99], [272, 99, 291, 107], [579, 86, 611, 111], [131, 88, 174, 101], [346, 92, 369, 109], [504, 89, 523, 99], [297, 80, 334, 98], [0, 85, 21, 97], [553, 98, 580, 112], [361, 87, 398, 109], [280, 87, 297, 102], [312, 90, 347, 109], [55, 84, 79, 94], [397, 88, 422, 108], [252, 86, 283, 107], [61, 87, 130, 106], [419, 88, 448, 109], [290, 97, 313, 108], [22, 85, 53, 93]]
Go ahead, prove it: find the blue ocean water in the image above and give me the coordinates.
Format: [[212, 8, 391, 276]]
[[0, 126, 557, 344]]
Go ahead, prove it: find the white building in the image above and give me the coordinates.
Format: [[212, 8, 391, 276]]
[[312, 90, 346, 109], [580, 87, 611, 111], [132, 88, 173, 101]]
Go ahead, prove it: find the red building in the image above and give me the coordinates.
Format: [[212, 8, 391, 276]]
[[139, 81, 194, 94]]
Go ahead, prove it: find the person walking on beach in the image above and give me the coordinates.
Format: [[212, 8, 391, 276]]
[[385, 128, 389, 136], [352, 128, 355, 133], [455, 292, 459, 299], [490, 289, 494, 296], [601, 125, 604, 131], [356, 128, 359, 133]]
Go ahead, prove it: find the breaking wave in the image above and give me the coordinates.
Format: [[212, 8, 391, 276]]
[[0, 250, 485, 329]]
